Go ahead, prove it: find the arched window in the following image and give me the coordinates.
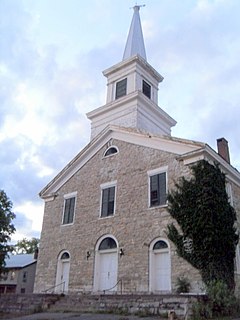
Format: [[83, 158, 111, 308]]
[[60, 252, 70, 260], [153, 240, 168, 250], [99, 237, 117, 250], [104, 146, 118, 157]]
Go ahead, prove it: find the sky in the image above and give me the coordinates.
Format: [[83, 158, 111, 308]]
[[0, 0, 240, 243]]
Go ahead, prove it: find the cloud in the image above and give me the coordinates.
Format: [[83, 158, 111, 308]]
[[0, 0, 240, 242], [12, 202, 43, 242], [0, 1, 116, 242]]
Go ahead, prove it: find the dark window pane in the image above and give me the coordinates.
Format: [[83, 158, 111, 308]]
[[101, 189, 109, 217], [153, 240, 168, 250], [159, 173, 166, 205], [142, 80, 151, 99], [63, 197, 75, 224], [116, 78, 127, 99], [22, 271, 27, 283], [105, 147, 118, 156], [150, 172, 166, 207], [99, 237, 117, 250], [61, 252, 70, 260], [150, 175, 159, 206], [101, 187, 115, 217]]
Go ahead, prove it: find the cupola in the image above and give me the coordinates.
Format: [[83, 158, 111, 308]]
[[87, 6, 176, 140]]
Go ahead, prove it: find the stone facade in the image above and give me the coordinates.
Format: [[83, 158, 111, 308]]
[[34, 6, 240, 297], [34, 137, 205, 294]]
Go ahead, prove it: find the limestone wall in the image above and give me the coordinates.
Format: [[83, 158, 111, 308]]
[[34, 138, 202, 293]]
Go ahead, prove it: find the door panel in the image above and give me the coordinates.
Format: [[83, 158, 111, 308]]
[[154, 251, 171, 291], [99, 252, 117, 291], [61, 261, 70, 292]]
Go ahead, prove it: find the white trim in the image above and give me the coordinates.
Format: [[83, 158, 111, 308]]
[[147, 166, 168, 176], [103, 146, 119, 158], [95, 234, 119, 251], [93, 235, 119, 292], [226, 182, 233, 206], [149, 238, 171, 251], [64, 191, 77, 199], [148, 167, 168, 208], [99, 181, 117, 218], [39, 125, 240, 198], [178, 145, 240, 187], [55, 250, 71, 293], [149, 238, 171, 293], [235, 244, 240, 274], [100, 180, 117, 189]]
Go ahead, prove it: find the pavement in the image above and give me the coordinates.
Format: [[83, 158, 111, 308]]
[[4, 313, 240, 320], [0, 312, 164, 320]]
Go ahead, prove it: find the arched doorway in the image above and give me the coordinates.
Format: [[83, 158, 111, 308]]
[[149, 239, 171, 292], [94, 236, 118, 292], [55, 251, 70, 293]]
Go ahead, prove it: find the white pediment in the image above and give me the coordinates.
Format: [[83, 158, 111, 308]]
[[40, 126, 206, 199]]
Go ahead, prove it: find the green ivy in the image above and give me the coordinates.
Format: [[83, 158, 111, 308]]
[[167, 160, 238, 289]]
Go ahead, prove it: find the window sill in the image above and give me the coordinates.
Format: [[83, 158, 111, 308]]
[[98, 215, 115, 219], [148, 204, 168, 210], [61, 222, 74, 227]]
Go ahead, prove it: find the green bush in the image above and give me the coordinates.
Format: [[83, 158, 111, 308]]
[[176, 276, 191, 293], [192, 280, 240, 319]]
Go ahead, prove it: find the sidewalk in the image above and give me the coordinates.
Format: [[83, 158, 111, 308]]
[[4, 312, 240, 320], [1, 312, 165, 320]]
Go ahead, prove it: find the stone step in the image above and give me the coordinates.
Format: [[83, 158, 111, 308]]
[[0, 293, 198, 319], [0, 293, 61, 315], [48, 294, 194, 318]]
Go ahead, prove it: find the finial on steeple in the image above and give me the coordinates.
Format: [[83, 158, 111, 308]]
[[131, 4, 145, 11], [122, 4, 147, 61]]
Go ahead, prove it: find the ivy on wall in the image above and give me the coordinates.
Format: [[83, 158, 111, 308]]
[[167, 160, 239, 289]]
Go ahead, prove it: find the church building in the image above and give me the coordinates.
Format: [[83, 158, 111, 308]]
[[34, 6, 240, 294]]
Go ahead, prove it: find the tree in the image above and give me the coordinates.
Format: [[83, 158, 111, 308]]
[[14, 237, 40, 254], [167, 160, 238, 290], [0, 190, 15, 273]]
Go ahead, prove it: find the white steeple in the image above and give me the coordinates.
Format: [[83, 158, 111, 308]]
[[87, 5, 177, 140], [123, 5, 147, 61]]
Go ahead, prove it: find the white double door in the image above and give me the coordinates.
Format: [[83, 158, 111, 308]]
[[153, 251, 171, 291], [98, 251, 118, 291]]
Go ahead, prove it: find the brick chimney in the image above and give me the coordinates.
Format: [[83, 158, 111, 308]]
[[217, 137, 230, 164]]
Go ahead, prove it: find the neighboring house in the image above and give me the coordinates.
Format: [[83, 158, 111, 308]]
[[0, 254, 37, 294], [34, 6, 240, 294]]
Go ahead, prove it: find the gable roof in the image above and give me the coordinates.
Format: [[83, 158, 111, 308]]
[[39, 125, 240, 199], [5, 254, 36, 268]]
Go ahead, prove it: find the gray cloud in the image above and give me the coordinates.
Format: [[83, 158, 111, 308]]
[[0, 0, 240, 241]]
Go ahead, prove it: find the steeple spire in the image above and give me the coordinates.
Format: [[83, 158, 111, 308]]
[[123, 5, 147, 61]]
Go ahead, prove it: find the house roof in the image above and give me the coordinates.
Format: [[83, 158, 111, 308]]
[[5, 254, 36, 268]]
